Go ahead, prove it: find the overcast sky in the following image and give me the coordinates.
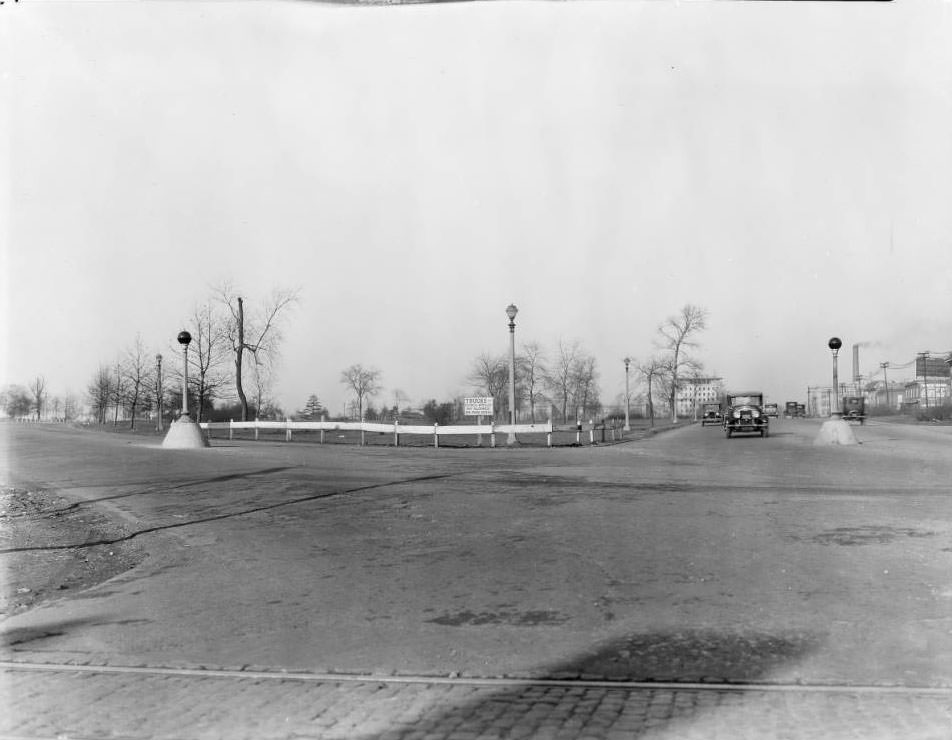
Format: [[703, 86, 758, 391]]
[[4, 1, 951, 416]]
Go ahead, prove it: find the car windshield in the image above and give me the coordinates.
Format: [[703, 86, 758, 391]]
[[729, 395, 762, 406]]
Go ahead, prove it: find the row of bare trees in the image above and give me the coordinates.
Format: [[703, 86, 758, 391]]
[[465, 304, 710, 427], [469, 339, 602, 424], [0, 376, 75, 421], [77, 284, 299, 427]]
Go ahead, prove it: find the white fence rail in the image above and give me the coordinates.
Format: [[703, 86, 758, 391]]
[[199, 418, 559, 447]]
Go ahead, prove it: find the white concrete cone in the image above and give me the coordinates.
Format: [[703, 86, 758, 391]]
[[162, 416, 210, 449], [813, 417, 858, 446]]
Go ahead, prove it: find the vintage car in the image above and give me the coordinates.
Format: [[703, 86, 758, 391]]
[[723, 391, 769, 438], [784, 401, 800, 418], [700, 402, 722, 426], [841, 396, 866, 425], [764, 403, 779, 418]]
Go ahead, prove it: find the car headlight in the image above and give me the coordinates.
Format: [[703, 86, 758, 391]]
[[751, 410, 760, 418], [733, 410, 741, 419]]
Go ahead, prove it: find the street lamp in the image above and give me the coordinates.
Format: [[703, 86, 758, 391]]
[[506, 303, 518, 445], [623, 357, 631, 432], [828, 337, 842, 418], [178, 330, 192, 419], [155, 353, 163, 432], [880, 361, 889, 411]]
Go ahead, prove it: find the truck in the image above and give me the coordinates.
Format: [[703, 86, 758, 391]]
[[841, 396, 866, 425]]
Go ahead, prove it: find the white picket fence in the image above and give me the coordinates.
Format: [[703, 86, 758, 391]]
[[198, 418, 564, 447]]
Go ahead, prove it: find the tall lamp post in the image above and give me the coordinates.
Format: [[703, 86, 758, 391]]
[[880, 361, 889, 411], [155, 353, 163, 432], [506, 303, 518, 445], [623, 357, 631, 432], [178, 331, 192, 420], [828, 337, 842, 418]]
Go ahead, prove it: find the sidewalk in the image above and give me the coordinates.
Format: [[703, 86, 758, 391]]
[[2, 662, 951, 739]]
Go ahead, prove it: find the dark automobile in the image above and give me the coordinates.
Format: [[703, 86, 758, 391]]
[[724, 391, 769, 438], [764, 403, 779, 418], [797, 403, 806, 418], [784, 401, 800, 418], [842, 396, 866, 425], [701, 402, 722, 426]]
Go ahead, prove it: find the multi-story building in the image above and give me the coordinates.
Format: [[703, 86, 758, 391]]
[[902, 354, 952, 411], [675, 377, 724, 417], [902, 380, 949, 410]]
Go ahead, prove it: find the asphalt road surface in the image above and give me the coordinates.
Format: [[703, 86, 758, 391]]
[[2, 419, 952, 739]]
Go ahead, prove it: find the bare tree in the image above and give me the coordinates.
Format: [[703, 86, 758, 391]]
[[87, 366, 113, 424], [518, 341, 547, 423], [340, 364, 381, 421], [185, 302, 232, 422], [637, 356, 667, 427], [120, 335, 154, 430], [216, 284, 299, 421], [571, 353, 601, 421], [658, 304, 708, 423], [468, 353, 508, 419], [546, 340, 581, 423], [111, 361, 125, 426], [63, 391, 78, 423], [29, 376, 46, 420], [248, 354, 278, 419]]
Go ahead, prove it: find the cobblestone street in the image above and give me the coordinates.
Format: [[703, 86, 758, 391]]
[[3, 663, 951, 740]]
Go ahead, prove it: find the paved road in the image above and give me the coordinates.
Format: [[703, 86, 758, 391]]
[[2, 419, 952, 738]]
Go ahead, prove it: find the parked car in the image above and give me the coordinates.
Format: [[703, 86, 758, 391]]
[[724, 391, 769, 438], [701, 402, 722, 426], [784, 401, 800, 418], [841, 396, 866, 425], [764, 403, 779, 418]]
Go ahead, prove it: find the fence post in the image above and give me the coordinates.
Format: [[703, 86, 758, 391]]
[[361, 420, 365, 447], [394, 418, 400, 447], [490, 420, 496, 448], [320, 414, 325, 444], [433, 422, 439, 448], [589, 419, 595, 445], [286, 417, 292, 442], [255, 417, 259, 441], [229, 419, 233, 441]]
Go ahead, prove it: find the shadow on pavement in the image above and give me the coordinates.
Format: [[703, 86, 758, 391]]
[[1, 617, 100, 649], [349, 628, 823, 739]]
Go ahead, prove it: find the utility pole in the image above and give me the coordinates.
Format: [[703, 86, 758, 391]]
[[918, 352, 930, 410]]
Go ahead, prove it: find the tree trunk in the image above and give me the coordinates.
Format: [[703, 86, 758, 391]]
[[236, 296, 249, 421], [670, 346, 680, 423], [648, 377, 655, 427]]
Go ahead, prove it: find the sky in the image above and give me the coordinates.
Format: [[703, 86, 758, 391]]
[[3, 0, 952, 417]]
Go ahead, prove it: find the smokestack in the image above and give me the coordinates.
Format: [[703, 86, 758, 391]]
[[852, 344, 860, 383]]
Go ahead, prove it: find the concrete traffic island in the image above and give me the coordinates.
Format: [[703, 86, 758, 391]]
[[814, 337, 858, 446], [160, 329, 209, 449], [813, 417, 858, 446], [161, 416, 210, 449]]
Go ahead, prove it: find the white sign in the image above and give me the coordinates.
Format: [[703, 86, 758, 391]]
[[463, 397, 494, 416]]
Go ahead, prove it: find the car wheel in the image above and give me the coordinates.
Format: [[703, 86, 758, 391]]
[[725, 428, 732, 439]]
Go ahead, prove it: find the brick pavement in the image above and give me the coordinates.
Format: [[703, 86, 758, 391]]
[[2, 663, 951, 739]]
